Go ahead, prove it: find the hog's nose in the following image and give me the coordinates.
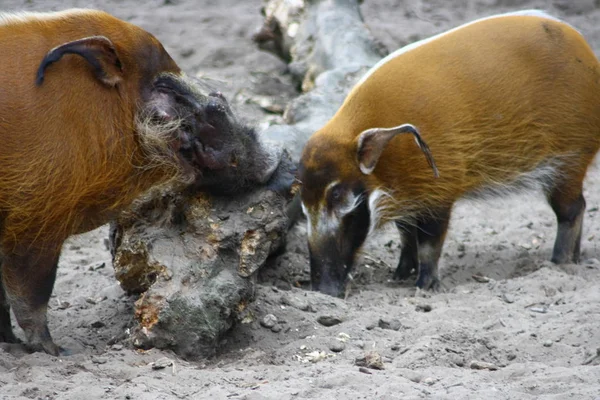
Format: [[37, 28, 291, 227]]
[[205, 98, 227, 116]]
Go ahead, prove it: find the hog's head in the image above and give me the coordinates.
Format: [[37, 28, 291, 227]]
[[144, 74, 289, 195]]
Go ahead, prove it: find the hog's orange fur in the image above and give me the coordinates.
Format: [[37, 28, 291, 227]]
[[0, 9, 182, 250], [302, 13, 600, 223]]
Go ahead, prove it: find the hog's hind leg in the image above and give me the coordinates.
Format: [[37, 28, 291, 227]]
[[393, 222, 418, 280], [547, 184, 586, 264], [0, 263, 20, 344], [415, 208, 452, 291], [2, 244, 62, 356]]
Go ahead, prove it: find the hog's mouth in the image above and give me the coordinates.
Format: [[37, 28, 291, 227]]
[[174, 91, 237, 173], [148, 79, 293, 196]]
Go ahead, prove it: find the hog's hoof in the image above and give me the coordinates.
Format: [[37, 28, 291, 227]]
[[58, 346, 73, 357], [415, 274, 441, 292], [24, 340, 61, 357], [393, 264, 416, 281]]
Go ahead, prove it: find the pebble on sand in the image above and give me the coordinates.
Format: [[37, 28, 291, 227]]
[[501, 293, 515, 304], [415, 304, 432, 313], [469, 360, 499, 371], [281, 294, 310, 311], [151, 357, 174, 370], [355, 352, 385, 370], [329, 341, 346, 353], [317, 315, 343, 327], [261, 314, 278, 329]]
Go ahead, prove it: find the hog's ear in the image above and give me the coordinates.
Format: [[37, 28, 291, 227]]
[[356, 123, 439, 177], [36, 36, 123, 87]]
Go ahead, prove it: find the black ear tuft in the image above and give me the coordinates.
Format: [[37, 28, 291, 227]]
[[36, 35, 123, 87]]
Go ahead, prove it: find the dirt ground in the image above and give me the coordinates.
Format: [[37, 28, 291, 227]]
[[1, 0, 600, 399]]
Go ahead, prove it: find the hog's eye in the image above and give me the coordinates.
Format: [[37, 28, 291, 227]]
[[330, 185, 343, 202]]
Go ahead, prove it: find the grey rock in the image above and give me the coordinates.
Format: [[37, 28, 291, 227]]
[[501, 293, 515, 304], [378, 319, 403, 331], [329, 341, 346, 353], [151, 357, 174, 370], [317, 315, 343, 327], [91, 356, 108, 364], [281, 294, 310, 311], [261, 314, 278, 329]]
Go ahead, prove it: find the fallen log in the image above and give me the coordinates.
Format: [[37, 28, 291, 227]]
[[109, 150, 295, 359], [254, 0, 387, 160], [109, 0, 386, 359]]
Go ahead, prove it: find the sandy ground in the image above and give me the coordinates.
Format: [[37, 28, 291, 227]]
[[1, 0, 600, 399]]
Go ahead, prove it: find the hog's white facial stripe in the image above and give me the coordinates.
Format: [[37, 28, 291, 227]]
[[367, 189, 388, 236], [312, 181, 342, 236], [301, 202, 308, 217], [303, 203, 341, 238], [301, 201, 313, 237], [317, 207, 339, 235], [337, 192, 362, 216]]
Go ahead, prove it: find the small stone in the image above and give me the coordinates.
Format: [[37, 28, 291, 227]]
[[358, 367, 372, 374], [355, 351, 385, 370], [271, 324, 282, 333], [111, 344, 124, 351], [390, 344, 401, 351], [378, 319, 403, 331], [507, 353, 516, 361], [543, 340, 553, 347], [151, 357, 174, 370], [317, 315, 342, 327], [89, 262, 106, 271], [415, 304, 432, 312], [528, 306, 548, 314], [472, 274, 490, 283], [281, 294, 309, 311], [91, 356, 108, 364], [260, 314, 278, 329], [85, 296, 106, 305], [422, 377, 435, 386], [355, 340, 365, 349], [469, 360, 499, 371], [329, 341, 346, 353], [501, 293, 515, 304]]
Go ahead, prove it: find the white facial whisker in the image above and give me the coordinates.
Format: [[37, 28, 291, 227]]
[[367, 188, 392, 236], [301, 201, 313, 237], [337, 192, 362, 216]]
